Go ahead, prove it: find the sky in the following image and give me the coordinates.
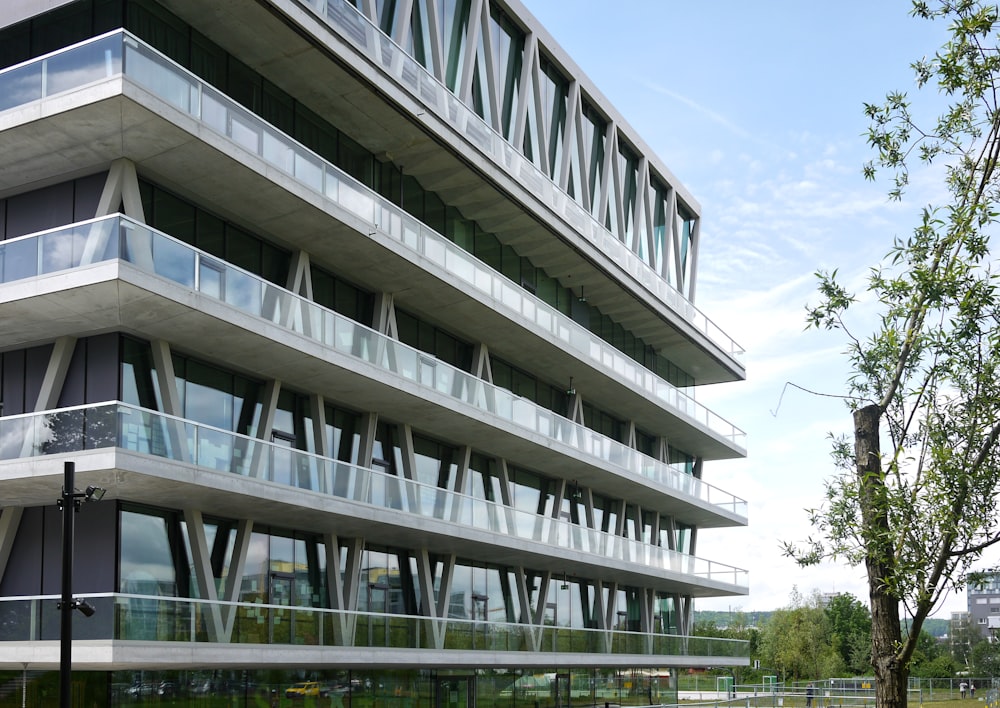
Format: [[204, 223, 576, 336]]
[[520, 1, 980, 619]]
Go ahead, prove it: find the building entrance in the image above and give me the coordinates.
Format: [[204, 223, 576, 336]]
[[553, 673, 571, 708], [436, 676, 474, 708], [269, 573, 293, 644]]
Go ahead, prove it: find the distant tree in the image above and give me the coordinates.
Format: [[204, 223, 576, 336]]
[[692, 618, 727, 638], [911, 654, 960, 679], [970, 637, 1000, 677], [913, 617, 950, 638], [784, 3, 1000, 708], [907, 628, 952, 677], [693, 613, 761, 683], [758, 589, 845, 680], [825, 594, 872, 674], [911, 628, 942, 662]]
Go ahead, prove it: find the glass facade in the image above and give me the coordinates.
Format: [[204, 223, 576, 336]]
[[0, 666, 679, 707]]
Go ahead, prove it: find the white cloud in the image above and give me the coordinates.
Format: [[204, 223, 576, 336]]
[[638, 80, 752, 140]]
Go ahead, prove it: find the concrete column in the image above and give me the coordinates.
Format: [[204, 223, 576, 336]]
[[220, 519, 254, 640], [183, 509, 226, 642], [95, 158, 145, 221], [33, 336, 76, 412], [149, 339, 190, 464], [326, 534, 363, 645], [249, 379, 281, 480], [0, 507, 23, 587]]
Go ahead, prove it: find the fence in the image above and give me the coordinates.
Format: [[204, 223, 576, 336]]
[[671, 677, 1000, 708]]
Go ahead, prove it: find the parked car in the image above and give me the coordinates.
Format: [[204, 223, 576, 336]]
[[286, 681, 330, 699]]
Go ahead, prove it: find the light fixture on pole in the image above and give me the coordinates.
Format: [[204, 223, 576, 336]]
[[58, 461, 106, 708]]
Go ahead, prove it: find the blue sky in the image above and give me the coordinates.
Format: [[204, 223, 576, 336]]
[[521, 1, 971, 617]]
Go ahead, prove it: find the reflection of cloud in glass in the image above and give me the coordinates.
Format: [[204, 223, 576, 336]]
[[44, 41, 121, 95], [120, 512, 177, 590], [151, 233, 196, 287], [224, 269, 262, 312], [0, 35, 122, 113], [1, 238, 40, 283], [41, 229, 89, 273], [0, 418, 40, 458], [0, 65, 42, 111], [122, 568, 161, 595]]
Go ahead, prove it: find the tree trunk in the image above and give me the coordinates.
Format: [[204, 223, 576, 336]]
[[854, 404, 906, 708]]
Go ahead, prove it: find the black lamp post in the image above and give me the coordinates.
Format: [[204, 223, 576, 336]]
[[58, 461, 105, 708]]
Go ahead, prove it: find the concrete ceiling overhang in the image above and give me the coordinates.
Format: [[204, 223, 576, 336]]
[[149, 0, 746, 388], [0, 641, 749, 671], [0, 84, 745, 464]]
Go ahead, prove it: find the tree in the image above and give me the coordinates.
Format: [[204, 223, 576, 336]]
[[907, 628, 955, 678], [970, 637, 1000, 677], [785, 3, 1000, 707], [693, 613, 761, 684], [909, 627, 941, 663], [825, 593, 872, 675], [910, 654, 959, 679], [758, 589, 845, 681]]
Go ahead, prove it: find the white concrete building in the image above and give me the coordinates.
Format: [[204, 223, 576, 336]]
[[0, 0, 748, 703]]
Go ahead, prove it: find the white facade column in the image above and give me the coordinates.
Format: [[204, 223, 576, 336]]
[[0, 507, 23, 588], [33, 336, 76, 412], [149, 339, 190, 464], [326, 534, 363, 645], [183, 509, 227, 643]]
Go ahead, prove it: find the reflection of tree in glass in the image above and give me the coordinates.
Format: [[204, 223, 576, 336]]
[[0, 600, 31, 640], [37, 405, 118, 455], [0, 417, 35, 459], [85, 405, 118, 449]]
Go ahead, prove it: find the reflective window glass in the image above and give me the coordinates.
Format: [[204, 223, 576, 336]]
[[121, 336, 161, 410], [120, 509, 177, 595], [241, 531, 269, 602], [205, 517, 237, 597], [325, 404, 361, 464], [270, 533, 294, 574], [181, 360, 233, 430]]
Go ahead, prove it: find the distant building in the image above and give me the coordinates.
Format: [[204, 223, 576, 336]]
[[819, 592, 840, 607], [950, 611, 974, 662], [967, 572, 1000, 640]]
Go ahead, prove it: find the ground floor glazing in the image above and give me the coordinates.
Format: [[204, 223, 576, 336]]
[[0, 665, 678, 707]]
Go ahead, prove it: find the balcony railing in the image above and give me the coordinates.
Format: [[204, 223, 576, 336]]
[[296, 0, 745, 363], [0, 593, 750, 659], [0, 214, 748, 521], [0, 402, 749, 589], [0, 30, 746, 455]]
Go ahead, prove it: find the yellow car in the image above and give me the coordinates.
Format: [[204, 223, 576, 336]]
[[285, 682, 329, 699]]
